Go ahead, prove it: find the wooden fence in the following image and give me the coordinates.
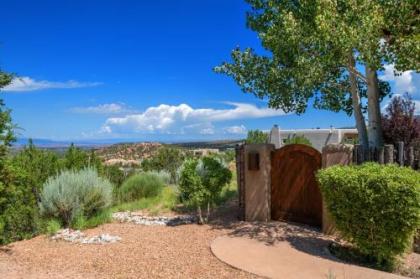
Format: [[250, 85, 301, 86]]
[[353, 141, 419, 170], [235, 144, 245, 220]]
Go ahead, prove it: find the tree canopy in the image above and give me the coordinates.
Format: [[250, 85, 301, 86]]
[[216, 0, 419, 149]]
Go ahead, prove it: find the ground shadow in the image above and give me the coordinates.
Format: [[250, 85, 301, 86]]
[[207, 199, 345, 263]]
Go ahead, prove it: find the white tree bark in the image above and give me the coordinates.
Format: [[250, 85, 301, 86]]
[[348, 54, 369, 151], [365, 65, 384, 148]]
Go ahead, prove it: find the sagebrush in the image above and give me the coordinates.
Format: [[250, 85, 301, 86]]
[[39, 168, 113, 226]]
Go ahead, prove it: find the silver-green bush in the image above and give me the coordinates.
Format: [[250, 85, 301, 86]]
[[39, 168, 112, 226]]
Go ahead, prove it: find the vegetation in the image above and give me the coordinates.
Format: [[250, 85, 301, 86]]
[[12, 139, 61, 200], [45, 219, 61, 235], [215, 0, 418, 151], [317, 163, 420, 269], [284, 135, 312, 146], [141, 147, 187, 184], [179, 157, 231, 223], [382, 94, 420, 147], [39, 168, 113, 226], [245, 129, 268, 144], [72, 209, 112, 230], [118, 172, 165, 202], [0, 70, 40, 244], [0, 163, 38, 244], [112, 186, 177, 215]]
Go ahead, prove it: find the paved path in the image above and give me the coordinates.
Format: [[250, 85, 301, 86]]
[[211, 235, 407, 279]]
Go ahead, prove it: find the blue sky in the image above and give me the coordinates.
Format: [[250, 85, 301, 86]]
[[1, 0, 419, 142]]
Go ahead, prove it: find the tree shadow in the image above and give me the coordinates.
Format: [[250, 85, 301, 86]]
[[207, 199, 345, 263]]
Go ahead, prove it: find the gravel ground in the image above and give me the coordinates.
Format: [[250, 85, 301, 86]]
[[0, 203, 258, 279], [1, 202, 418, 279]]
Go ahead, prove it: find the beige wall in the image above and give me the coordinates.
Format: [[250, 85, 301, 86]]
[[244, 144, 274, 221]]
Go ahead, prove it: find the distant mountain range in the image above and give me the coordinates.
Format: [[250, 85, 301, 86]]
[[13, 138, 245, 150]]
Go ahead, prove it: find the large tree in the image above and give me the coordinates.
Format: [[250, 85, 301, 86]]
[[215, 0, 419, 150]]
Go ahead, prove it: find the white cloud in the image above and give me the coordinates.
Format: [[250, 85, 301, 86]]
[[381, 94, 420, 115], [380, 64, 419, 95], [70, 103, 133, 114], [224, 125, 247, 134], [2, 76, 102, 92], [200, 128, 215, 135], [414, 100, 420, 115], [101, 102, 285, 134]]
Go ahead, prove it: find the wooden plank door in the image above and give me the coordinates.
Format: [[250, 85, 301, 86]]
[[271, 144, 322, 227]]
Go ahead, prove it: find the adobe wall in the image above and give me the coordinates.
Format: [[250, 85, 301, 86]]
[[243, 144, 274, 221]]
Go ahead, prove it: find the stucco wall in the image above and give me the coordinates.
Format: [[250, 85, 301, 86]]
[[244, 144, 274, 221]]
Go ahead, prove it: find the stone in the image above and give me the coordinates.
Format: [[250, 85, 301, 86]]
[[112, 212, 196, 226]]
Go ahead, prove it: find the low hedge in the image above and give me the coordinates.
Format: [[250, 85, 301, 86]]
[[317, 163, 420, 268]]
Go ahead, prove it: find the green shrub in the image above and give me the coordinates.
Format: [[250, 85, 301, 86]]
[[317, 163, 420, 268], [284, 134, 312, 146], [246, 129, 268, 144], [179, 157, 232, 223], [72, 209, 112, 230], [148, 170, 171, 185], [46, 219, 61, 235], [39, 168, 113, 226], [119, 172, 165, 202], [112, 186, 177, 214], [0, 162, 38, 244]]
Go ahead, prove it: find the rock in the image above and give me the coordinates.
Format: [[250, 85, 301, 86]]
[[112, 212, 196, 226], [51, 229, 121, 244]]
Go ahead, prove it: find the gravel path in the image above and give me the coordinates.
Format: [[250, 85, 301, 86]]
[[0, 203, 258, 279]]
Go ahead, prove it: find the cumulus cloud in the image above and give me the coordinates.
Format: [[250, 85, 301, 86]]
[[380, 64, 419, 95], [414, 100, 420, 115], [101, 102, 285, 134], [224, 125, 247, 134], [2, 76, 102, 92], [70, 103, 133, 114]]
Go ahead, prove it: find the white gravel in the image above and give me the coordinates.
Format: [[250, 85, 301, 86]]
[[51, 228, 121, 244], [112, 211, 196, 226]]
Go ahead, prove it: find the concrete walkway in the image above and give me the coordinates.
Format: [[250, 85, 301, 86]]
[[211, 235, 407, 279]]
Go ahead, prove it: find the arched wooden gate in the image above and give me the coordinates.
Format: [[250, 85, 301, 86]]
[[271, 144, 322, 227]]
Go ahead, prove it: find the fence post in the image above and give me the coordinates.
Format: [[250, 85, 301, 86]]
[[398, 141, 404, 166], [384, 145, 394, 164], [355, 144, 364, 164], [408, 146, 414, 169], [378, 147, 384, 164], [235, 144, 245, 220]]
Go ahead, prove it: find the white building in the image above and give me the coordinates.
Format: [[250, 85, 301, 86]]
[[269, 126, 358, 151]]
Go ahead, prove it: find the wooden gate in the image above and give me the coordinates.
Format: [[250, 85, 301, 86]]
[[271, 144, 322, 227]]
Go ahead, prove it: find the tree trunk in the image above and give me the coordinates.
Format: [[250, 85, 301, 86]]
[[197, 205, 204, 224], [348, 54, 369, 152], [206, 202, 211, 223], [365, 65, 384, 148]]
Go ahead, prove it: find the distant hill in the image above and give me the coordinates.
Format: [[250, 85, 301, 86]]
[[94, 142, 163, 163], [171, 140, 244, 150]]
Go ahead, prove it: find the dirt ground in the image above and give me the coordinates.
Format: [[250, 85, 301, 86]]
[[0, 203, 418, 279], [0, 204, 256, 279]]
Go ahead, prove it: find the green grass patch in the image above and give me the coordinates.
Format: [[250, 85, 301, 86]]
[[215, 171, 238, 205], [45, 219, 61, 235], [71, 209, 112, 230], [111, 186, 178, 215]]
